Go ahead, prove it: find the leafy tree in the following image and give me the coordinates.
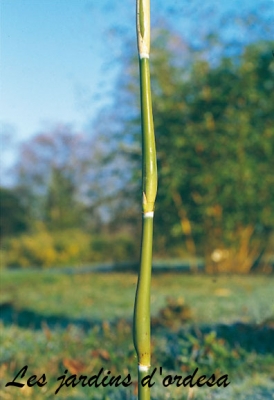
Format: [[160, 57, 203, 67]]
[[11, 122, 137, 236], [12, 125, 94, 231], [0, 186, 29, 239], [158, 40, 274, 272]]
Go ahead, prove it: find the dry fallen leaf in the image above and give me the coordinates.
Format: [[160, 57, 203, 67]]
[[63, 358, 86, 375], [91, 349, 110, 361]]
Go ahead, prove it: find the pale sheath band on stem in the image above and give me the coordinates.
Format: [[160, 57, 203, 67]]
[[144, 211, 154, 218], [138, 365, 150, 372], [139, 52, 150, 59]]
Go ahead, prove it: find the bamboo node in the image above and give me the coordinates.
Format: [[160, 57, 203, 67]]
[[138, 364, 150, 372], [139, 52, 150, 59], [144, 211, 154, 218]]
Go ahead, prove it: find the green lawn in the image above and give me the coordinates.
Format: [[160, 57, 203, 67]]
[[0, 270, 274, 399]]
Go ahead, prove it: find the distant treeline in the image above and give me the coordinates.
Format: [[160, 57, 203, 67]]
[[1, 23, 274, 272]]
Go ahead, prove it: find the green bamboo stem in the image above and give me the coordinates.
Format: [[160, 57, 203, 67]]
[[133, 1, 157, 399]]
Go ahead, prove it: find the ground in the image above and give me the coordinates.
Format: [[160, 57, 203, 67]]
[[0, 269, 273, 399]]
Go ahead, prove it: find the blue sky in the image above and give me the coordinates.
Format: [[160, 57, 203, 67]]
[[0, 0, 273, 183], [0, 0, 127, 142]]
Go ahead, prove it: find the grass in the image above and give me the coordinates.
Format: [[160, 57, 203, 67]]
[[0, 270, 274, 399]]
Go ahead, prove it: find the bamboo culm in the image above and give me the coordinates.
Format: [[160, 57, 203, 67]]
[[133, 1, 157, 399]]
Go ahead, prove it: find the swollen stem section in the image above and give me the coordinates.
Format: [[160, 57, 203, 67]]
[[140, 58, 157, 213]]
